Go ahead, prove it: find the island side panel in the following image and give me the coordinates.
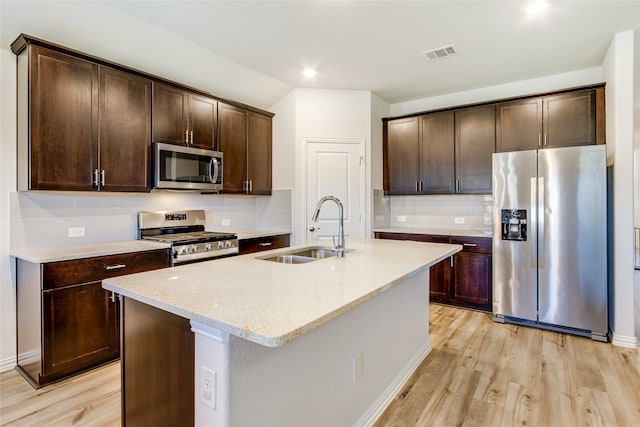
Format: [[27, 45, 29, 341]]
[[226, 269, 431, 427], [121, 297, 195, 427]]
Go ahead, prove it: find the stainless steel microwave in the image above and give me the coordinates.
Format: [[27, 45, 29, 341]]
[[153, 142, 223, 191]]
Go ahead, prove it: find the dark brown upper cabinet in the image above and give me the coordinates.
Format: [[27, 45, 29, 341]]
[[383, 111, 459, 195], [383, 116, 420, 194], [16, 44, 151, 192], [247, 111, 273, 195], [496, 88, 603, 152], [420, 112, 455, 193], [217, 103, 273, 195], [455, 105, 495, 194], [152, 82, 217, 150]]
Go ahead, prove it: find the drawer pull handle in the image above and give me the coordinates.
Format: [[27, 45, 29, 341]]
[[258, 242, 273, 247], [105, 264, 127, 270], [462, 243, 478, 247]]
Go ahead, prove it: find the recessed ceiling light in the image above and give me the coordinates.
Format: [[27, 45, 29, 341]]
[[302, 68, 317, 78], [526, 1, 548, 15]]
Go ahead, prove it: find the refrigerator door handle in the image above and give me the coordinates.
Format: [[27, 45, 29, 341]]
[[530, 177, 537, 268], [538, 176, 545, 269]]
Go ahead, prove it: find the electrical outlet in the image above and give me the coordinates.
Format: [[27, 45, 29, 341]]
[[200, 366, 216, 410], [353, 353, 363, 382], [397, 216, 406, 223], [454, 217, 465, 224], [221, 219, 231, 226], [68, 227, 85, 238]]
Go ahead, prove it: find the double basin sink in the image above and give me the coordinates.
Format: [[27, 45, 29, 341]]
[[258, 246, 348, 264]]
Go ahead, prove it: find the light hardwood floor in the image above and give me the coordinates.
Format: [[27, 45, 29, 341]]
[[375, 304, 640, 427], [1, 305, 639, 426], [0, 362, 120, 426]]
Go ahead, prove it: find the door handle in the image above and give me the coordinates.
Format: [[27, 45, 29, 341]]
[[309, 226, 320, 232]]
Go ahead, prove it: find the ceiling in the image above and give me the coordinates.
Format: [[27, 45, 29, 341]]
[[105, 1, 639, 105]]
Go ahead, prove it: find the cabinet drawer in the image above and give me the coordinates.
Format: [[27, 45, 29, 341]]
[[239, 234, 290, 255], [375, 232, 449, 244], [43, 249, 170, 290], [450, 236, 492, 254]]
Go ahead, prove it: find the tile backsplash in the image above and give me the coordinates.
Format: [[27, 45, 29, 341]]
[[9, 189, 292, 250], [373, 189, 493, 232]]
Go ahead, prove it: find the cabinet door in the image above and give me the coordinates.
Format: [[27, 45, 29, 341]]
[[247, 111, 272, 195], [99, 67, 152, 192], [452, 252, 492, 311], [218, 102, 247, 193], [384, 117, 420, 194], [42, 282, 118, 378], [152, 82, 188, 145], [419, 111, 455, 193], [189, 94, 217, 149], [455, 105, 495, 194], [544, 90, 596, 149], [496, 97, 542, 152], [29, 46, 98, 191]]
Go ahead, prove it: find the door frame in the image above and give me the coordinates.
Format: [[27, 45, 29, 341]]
[[303, 137, 367, 245]]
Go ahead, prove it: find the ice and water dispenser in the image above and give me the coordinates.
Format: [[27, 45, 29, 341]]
[[501, 209, 527, 241]]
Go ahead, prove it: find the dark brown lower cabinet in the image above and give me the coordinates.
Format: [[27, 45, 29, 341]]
[[375, 232, 492, 312], [121, 297, 194, 427], [16, 248, 170, 388], [238, 234, 291, 255]]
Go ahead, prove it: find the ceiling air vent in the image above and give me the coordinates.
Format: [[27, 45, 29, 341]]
[[423, 44, 457, 61]]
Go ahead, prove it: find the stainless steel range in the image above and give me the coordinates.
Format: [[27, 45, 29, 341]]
[[138, 210, 238, 265]]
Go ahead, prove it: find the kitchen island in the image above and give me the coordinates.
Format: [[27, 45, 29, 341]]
[[102, 238, 460, 427]]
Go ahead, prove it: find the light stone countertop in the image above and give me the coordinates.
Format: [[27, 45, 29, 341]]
[[374, 227, 493, 238], [102, 238, 461, 348], [10, 240, 171, 263]]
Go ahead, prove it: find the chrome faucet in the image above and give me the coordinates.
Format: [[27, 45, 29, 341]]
[[312, 195, 346, 258]]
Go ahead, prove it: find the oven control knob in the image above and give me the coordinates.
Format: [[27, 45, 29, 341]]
[[191, 245, 198, 252], [204, 243, 212, 251], [225, 241, 233, 248], [218, 242, 225, 249], [181, 247, 190, 254]]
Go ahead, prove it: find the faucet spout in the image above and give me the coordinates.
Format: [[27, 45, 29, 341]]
[[312, 196, 346, 258]]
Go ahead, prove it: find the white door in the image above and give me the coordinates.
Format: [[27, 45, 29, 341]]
[[306, 139, 365, 244]]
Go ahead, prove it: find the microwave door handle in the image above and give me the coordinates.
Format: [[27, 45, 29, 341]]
[[209, 158, 219, 183]]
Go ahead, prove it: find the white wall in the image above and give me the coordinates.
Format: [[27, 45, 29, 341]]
[[0, 48, 18, 372], [390, 67, 603, 117], [603, 30, 637, 348]]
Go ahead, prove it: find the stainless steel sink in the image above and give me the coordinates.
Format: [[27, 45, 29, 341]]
[[257, 246, 345, 264]]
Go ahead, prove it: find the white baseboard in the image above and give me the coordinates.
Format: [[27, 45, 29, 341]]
[[610, 331, 639, 349], [0, 355, 16, 373], [354, 342, 432, 427]]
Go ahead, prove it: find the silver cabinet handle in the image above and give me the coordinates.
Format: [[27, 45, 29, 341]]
[[100, 170, 105, 187], [456, 179, 460, 192], [538, 133, 542, 148], [190, 131, 194, 145], [105, 264, 126, 270], [462, 243, 477, 247], [93, 169, 99, 186], [249, 180, 253, 192], [543, 133, 548, 148], [258, 242, 273, 247], [450, 256, 454, 267], [109, 291, 116, 303], [185, 130, 189, 144]]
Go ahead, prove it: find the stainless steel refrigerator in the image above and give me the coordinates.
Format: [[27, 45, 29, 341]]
[[492, 145, 607, 341]]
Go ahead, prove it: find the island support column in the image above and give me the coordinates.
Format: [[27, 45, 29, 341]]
[[190, 321, 231, 427]]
